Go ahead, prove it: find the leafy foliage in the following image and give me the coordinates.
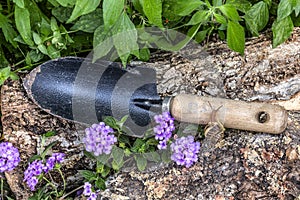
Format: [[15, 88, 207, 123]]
[[0, 1, 298, 81]]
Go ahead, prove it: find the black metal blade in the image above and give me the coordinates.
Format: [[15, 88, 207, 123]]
[[23, 57, 162, 137]]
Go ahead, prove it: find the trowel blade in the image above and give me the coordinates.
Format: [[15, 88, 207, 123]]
[[23, 57, 162, 137]]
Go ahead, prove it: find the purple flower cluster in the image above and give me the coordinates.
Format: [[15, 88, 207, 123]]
[[154, 112, 175, 149], [0, 142, 20, 173], [83, 182, 97, 200], [23, 153, 65, 191], [83, 122, 117, 156], [170, 135, 200, 168]]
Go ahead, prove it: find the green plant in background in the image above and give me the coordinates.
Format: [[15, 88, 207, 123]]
[[0, 0, 299, 85]]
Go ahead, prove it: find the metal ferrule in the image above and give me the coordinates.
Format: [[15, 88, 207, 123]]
[[162, 96, 173, 113]]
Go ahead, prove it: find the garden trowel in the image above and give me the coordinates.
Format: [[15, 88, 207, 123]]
[[23, 57, 288, 137]]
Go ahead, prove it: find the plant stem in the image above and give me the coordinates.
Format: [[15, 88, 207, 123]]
[[43, 176, 59, 197], [58, 168, 66, 194], [58, 185, 84, 200], [1, 178, 4, 200]]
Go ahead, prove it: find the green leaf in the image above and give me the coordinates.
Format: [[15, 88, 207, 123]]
[[139, 48, 150, 61], [112, 12, 139, 65], [227, 20, 245, 54], [161, 148, 171, 163], [43, 130, 57, 138], [135, 154, 147, 171], [93, 25, 113, 62], [15, 5, 34, 46], [103, 0, 124, 28], [95, 178, 106, 190], [272, 16, 294, 48], [52, 7, 73, 23], [55, 0, 76, 7], [277, 0, 293, 21], [187, 10, 209, 25], [32, 32, 42, 45], [195, 28, 209, 43], [144, 152, 160, 162], [244, 1, 269, 35], [132, 0, 144, 14], [0, 67, 11, 85], [112, 146, 124, 166], [131, 138, 145, 152], [71, 9, 103, 33], [96, 153, 111, 165], [214, 13, 227, 24], [212, 0, 222, 6], [78, 170, 97, 181], [116, 115, 128, 128], [218, 4, 240, 21], [47, 45, 61, 59], [40, 141, 58, 159], [294, 0, 300, 16], [67, 0, 101, 23], [13, 0, 25, 8], [0, 13, 18, 47], [173, 0, 205, 16], [226, 0, 251, 13], [29, 154, 42, 163], [140, 0, 162, 27], [83, 150, 96, 160]]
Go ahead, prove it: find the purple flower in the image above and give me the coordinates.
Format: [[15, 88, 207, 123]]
[[83, 182, 92, 196], [154, 112, 175, 149], [83, 122, 117, 156], [88, 192, 97, 200], [24, 160, 44, 191], [0, 142, 20, 173], [43, 153, 65, 173], [170, 135, 200, 168], [83, 182, 98, 200]]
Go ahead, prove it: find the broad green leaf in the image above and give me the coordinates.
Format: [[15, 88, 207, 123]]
[[47, 45, 61, 59], [135, 154, 147, 171], [195, 29, 209, 43], [93, 25, 113, 62], [139, 48, 150, 61], [212, 0, 222, 6], [173, 0, 205, 16], [295, 1, 300, 16], [0, 13, 18, 47], [67, 0, 101, 23], [226, 0, 251, 13], [71, 9, 103, 33], [25, 0, 42, 29], [55, 0, 76, 7], [214, 13, 227, 24], [38, 44, 49, 55], [78, 170, 97, 181], [187, 10, 209, 25], [103, 0, 124, 28], [0, 67, 11, 85], [96, 153, 111, 165], [15, 5, 34, 46], [272, 16, 294, 48], [161, 148, 171, 163], [244, 1, 269, 35], [95, 178, 106, 190], [43, 130, 57, 137], [40, 18, 52, 37], [140, 0, 162, 27], [277, 0, 293, 21], [9, 72, 19, 81], [112, 12, 139, 65], [13, 0, 25, 8], [112, 146, 124, 166], [32, 32, 42, 45], [131, 138, 145, 152], [227, 21, 245, 54], [218, 4, 240, 21], [52, 7, 73, 23], [144, 152, 160, 162]]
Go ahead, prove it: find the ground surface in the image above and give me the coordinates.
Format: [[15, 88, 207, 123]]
[[1, 28, 300, 199]]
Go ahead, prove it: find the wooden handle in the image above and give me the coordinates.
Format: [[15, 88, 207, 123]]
[[170, 94, 288, 134]]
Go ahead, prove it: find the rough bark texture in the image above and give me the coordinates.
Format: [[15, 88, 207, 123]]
[[1, 28, 300, 199]]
